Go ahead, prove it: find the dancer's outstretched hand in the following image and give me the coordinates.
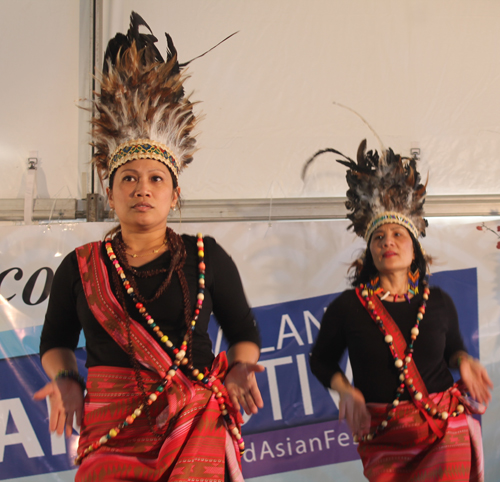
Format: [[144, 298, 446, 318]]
[[34, 379, 84, 437]]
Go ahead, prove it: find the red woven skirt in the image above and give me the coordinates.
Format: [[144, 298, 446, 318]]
[[358, 390, 484, 482], [75, 366, 243, 482]]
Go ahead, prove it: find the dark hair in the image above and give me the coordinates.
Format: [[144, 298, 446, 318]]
[[349, 231, 430, 287]]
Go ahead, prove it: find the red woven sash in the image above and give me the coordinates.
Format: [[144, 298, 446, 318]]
[[75, 241, 196, 394], [75, 242, 243, 423], [355, 287, 445, 438]]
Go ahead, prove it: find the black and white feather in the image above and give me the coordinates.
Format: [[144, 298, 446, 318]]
[[303, 139, 428, 239], [91, 11, 197, 181]]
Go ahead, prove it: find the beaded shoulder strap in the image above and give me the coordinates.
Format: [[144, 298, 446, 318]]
[[355, 287, 445, 438]]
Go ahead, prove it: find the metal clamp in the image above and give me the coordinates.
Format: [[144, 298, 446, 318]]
[[410, 148, 420, 161]]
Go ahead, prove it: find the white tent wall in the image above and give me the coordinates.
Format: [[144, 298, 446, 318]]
[[103, 0, 500, 200], [0, 0, 91, 201], [1, 0, 500, 202]]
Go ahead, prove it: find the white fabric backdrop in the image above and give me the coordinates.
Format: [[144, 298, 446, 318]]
[[1, 0, 500, 200]]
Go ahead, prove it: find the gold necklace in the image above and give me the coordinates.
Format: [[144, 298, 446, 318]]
[[126, 239, 167, 258]]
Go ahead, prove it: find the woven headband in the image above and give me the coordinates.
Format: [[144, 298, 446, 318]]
[[109, 139, 180, 181], [364, 212, 419, 241]]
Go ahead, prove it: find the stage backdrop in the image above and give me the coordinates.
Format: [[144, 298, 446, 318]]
[[0, 217, 499, 482]]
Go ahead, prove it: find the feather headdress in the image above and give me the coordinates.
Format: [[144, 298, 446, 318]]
[[303, 139, 427, 241], [91, 11, 197, 184]]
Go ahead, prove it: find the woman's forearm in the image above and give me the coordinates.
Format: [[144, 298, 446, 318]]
[[41, 347, 78, 379], [448, 350, 469, 369], [330, 371, 353, 394], [227, 341, 260, 365]]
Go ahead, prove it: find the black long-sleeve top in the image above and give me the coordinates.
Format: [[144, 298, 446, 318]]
[[40, 235, 260, 370], [310, 288, 466, 403]]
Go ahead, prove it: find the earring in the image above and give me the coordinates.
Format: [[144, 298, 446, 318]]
[[367, 276, 383, 295], [408, 268, 420, 295]]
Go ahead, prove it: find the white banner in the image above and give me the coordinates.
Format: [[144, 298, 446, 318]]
[[0, 218, 499, 481]]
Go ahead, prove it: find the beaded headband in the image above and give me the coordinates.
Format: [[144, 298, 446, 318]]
[[365, 212, 419, 241], [109, 139, 180, 181]]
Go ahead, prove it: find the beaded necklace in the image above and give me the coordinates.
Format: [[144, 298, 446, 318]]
[[355, 281, 465, 442], [366, 275, 419, 303], [75, 232, 245, 464]]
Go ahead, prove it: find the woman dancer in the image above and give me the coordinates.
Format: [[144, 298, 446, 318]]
[[308, 139, 492, 481], [35, 12, 262, 482]]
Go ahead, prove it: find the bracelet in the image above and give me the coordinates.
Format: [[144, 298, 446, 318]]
[[226, 361, 243, 375], [55, 370, 86, 392], [457, 354, 471, 368]]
